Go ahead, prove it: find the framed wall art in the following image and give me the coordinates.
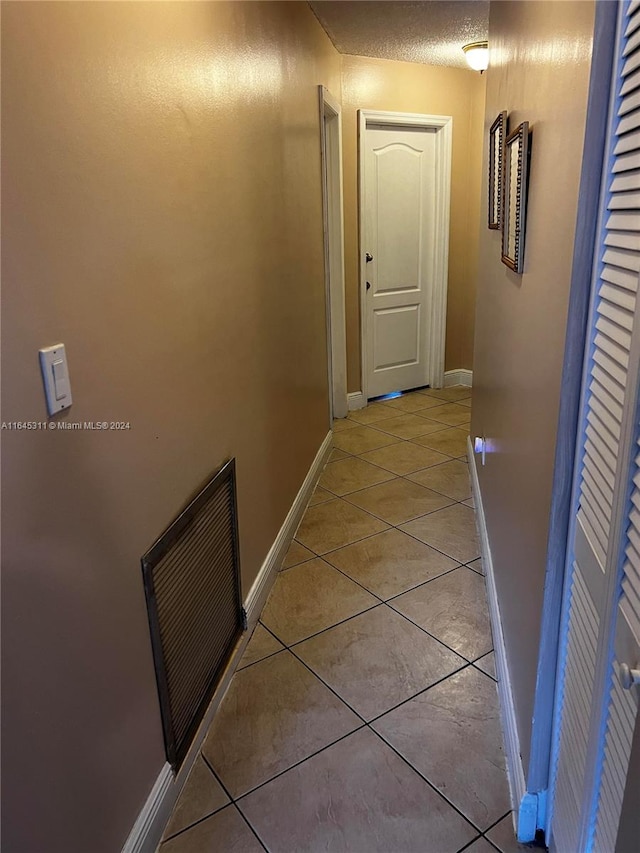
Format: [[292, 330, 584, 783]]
[[502, 121, 530, 273], [488, 111, 507, 229]]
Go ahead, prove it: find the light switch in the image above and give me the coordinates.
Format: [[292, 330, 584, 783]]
[[39, 344, 73, 415]]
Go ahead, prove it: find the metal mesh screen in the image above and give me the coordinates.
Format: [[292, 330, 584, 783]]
[[142, 459, 243, 768]]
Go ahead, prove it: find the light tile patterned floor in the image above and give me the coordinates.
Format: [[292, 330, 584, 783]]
[[160, 386, 524, 853]]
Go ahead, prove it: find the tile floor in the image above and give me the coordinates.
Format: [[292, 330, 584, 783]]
[[160, 386, 529, 853]]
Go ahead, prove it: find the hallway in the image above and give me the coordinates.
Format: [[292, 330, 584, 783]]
[[160, 387, 522, 853]]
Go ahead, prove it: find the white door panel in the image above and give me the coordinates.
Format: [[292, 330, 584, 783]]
[[364, 126, 437, 398], [373, 304, 421, 372]]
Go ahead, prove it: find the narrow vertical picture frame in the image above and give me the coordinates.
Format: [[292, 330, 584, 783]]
[[501, 121, 530, 273], [488, 111, 507, 229]]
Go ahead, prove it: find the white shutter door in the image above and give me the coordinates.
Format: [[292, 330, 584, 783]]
[[553, 563, 602, 853], [592, 444, 640, 852], [550, 2, 640, 850]]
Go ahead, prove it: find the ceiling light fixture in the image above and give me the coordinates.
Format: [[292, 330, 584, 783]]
[[462, 41, 489, 73]]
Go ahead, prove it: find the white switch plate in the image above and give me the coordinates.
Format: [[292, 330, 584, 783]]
[[39, 343, 73, 415], [474, 435, 486, 466]]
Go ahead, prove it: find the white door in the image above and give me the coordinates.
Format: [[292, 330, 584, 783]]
[[549, 2, 640, 850], [363, 124, 438, 398]]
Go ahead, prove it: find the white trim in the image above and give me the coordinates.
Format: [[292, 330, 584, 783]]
[[468, 436, 533, 841], [121, 763, 173, 853], [444, 369, 473, 388], [358, 109, 452, 401], [347, 391, 367, 411], [122, 431, 333, 852], [319, 86, 348, 420]]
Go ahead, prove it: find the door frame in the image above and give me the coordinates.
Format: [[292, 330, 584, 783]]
[[357, 109, 452, 403], [319, 86, 348, 421]]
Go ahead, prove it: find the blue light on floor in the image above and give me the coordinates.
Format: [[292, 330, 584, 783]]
[[376, 391, 403, 401]]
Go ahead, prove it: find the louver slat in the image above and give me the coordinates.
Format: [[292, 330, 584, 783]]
[[610, 170, 640, 192], [625, 8, 640, 38], [620, 67, 640, 97], [602, 246, 640, 272], [616, 107, 640, 135]]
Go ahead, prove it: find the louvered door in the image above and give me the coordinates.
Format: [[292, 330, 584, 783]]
[[593, 441, 640, 850], [549, 2, 640, 851]]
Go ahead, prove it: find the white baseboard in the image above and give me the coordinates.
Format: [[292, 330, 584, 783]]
[[121, 763, 173, 853], [444, 369, 473, 387], [122, 431, 333, 853], [347, 391, 367, 411], [467, 436, 531, 840]]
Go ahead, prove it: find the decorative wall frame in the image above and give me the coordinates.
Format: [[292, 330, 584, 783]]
[[502, 121, 530, 273], [488, 111, 507, 229]]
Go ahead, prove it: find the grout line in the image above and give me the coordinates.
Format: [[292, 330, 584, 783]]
[[470, 662, 499, 684], [232, 723, 368, 803], [482, 809, 513, 834], [455, 837, 485, 852], [286, 646, 369, 723], [366, 725, 484, 836], [365, 660, 473, 726], [387, 521, 480, 566], [160, 800, 231, 844], [296, 523, 395, 559], [191, 664, 492, 849], [298, 496, 479, 567], [318, 472, 401, 499], [365, 419, 456, 438], [323, 551, 462, 604], [233, 803, 269, 851], [266, 600, 479, 726], [383, 598, 487, 666], [266, 601, 382, 648], [383, 563, 467, 604], [232, 666, 487, 835], [267, 561, 472, 660], [196, 758, 268, 851], [320, 455, 472, 503], [161, 757, 244, 846], [339, 492, 458, 526], [235, 646, 287, 673], [481, 811, 517, 852], [279, 554, 316, 573], [200, 753, 235, 802]]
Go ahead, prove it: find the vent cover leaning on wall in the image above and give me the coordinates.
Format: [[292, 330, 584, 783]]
[[142, 458, 244, 769]]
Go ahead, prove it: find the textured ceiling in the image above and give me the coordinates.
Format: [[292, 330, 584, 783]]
[[309, 1, 489, 69]]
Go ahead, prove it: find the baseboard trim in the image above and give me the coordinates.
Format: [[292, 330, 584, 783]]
[[467, 436, 532, 841], [121, 430, 333, 853], [347, 391, 367, 411], [121, 763, 173, 853], [444, 369, 473, 387]]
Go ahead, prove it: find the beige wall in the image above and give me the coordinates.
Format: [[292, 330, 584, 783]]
[[472, 0, 594, 776], [340, 55, 486, 392], [1, 2, 339, 850]]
